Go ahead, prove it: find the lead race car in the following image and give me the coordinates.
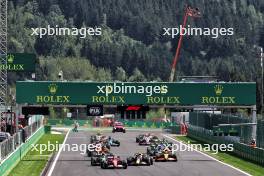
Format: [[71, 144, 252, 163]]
[[127, 153, 153, 166], [100, 154, 128, 169], [112, 122, 126, 133]]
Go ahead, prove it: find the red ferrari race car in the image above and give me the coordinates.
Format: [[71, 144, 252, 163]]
[[112, 122, 126, 133], [100, 154, 128, 169]]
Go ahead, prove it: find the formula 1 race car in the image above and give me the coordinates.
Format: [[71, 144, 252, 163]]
[[107, 136, 120, 147], [138, 136, 152, 145], [88, 149, 106, 158], [154, 149, 177, 162], [147, 144, 160, 157], [112, 122, 126, 133], [100, 154, 128, 169], [91, 153, 114, 166], [137, 134, 159, 144], [136, 134, 145, 143], [90, 135, 97, 143], [87, 144, 110, 157], [91, 153, 105, 166], [88, 150, 98, 157], [147, 140, 175, 157], [127, 153, 153, 166], [136, 134, 155, 142], [91, 133, 120, 146], [149, 136, 160, 143], [138, 135, 159, 145], [90, 133, 105, 143]]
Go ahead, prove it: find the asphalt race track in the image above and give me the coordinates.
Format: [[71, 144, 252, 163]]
[[49, 129, 248, 176]]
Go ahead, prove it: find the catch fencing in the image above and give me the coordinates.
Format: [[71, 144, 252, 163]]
[[188, 125, 264, 166], [46, 118, 176, 128], [189, 112, 251, 130], [189, 112, 253, 144], [0, 119, 43, 163], [257, 120, 264, 148]]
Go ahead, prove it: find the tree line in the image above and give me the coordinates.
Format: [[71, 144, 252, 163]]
[[7, 0, 264, 111]]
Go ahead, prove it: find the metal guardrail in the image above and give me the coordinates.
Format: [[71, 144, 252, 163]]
[[0, 120, 43, 163]]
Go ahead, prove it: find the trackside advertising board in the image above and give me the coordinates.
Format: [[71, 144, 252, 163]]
[[0, 53, 36, 72], [16, 81, 256, 105]]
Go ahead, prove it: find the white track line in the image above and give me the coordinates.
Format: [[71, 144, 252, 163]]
[[47, 130, 70, 176], [163, 134, 251, 176]]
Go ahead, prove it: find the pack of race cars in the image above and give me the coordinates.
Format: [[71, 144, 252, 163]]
[[87, 132, 177, 169], [137, 133, 177, 162]]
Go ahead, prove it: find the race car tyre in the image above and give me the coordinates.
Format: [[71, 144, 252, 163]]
[[123, 129, 126, 133], [87, 151, 91, 157], [155, 154, 160, 162], [136, 138, 139, 143], [106, 144, 111, 150], [122, 161, 128, 169], [126, 157, 132, 166], [146, 159, 151, 166], [90, 151, 97, 157], [172, 154, 178, 162], [149, 151, 155, 156], [146, 157, 152, 166], [101, 162, 107, 169], [91, 158, 96, 166], [147, 148, 150, 153]]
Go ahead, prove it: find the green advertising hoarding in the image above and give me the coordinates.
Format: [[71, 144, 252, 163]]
[[16, 81, 256, 105], [0, 53, 36, 72]]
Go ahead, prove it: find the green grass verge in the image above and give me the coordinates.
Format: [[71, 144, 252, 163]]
[[176, 136, 264, 176], [9, 134, 65, 176]]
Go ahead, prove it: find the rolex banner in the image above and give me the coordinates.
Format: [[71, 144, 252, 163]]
[[0, 53, 36, 72], [16, 81, 256, 105]]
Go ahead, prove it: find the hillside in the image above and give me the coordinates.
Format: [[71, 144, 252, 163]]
[[7, 0, 264, 108]]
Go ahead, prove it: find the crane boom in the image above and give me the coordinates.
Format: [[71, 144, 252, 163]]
[[169, 5, 201, 82]]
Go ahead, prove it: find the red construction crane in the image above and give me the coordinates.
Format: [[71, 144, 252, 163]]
[[169, 5, 201, 82]]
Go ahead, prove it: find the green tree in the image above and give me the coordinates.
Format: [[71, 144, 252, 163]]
[[115, 67, 127, 81], [128, 68, 146, 82]]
